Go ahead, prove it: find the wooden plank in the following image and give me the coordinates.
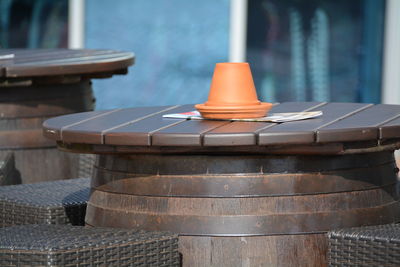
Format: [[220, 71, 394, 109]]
[[12, 50, 89, 63], [12, 50, 118, 64], [7, 59, 133, 77], [152, 120, 231, 146], [203, 102, 325, 146], [104, 105, 194, 146], [2, 49, 106, 70], [43, 110, 112, 141], [2, 49, 115, 64], [180, 235, 327, 267], [380, 116, 400, 139], [7, 55, 134, 77], [2, 49, 134, 77], [61, 106, 174, 144], [14, 52, 132, 66], [258, 102, 371, 145], [317, 104, 400, 143], [203, 121, 269, 146]]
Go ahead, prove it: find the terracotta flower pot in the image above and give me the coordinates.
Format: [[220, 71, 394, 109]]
[[195, 62, 272, 119]]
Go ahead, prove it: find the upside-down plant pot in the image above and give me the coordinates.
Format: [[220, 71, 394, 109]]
[[195, 62, 272, 119]]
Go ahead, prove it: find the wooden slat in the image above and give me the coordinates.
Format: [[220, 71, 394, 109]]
[[380, 117, 400, 139], [0, 49, 134, 77], [203, 121, 269, 146], [257, 102, 371, 145], [2, 49, 116, 63], [12, 50, 90, 63], [14, 52, 132, 66], [7, 60, 132, 77], [12, 50, 118, 64], [61, 106, 174, 144], [104, 105, 194, 146], [1, 49, 64, 57], [43, 103, 400, 149], [7, 55, 134, 77], [317, 104, 400, 143], [152, 120, 231, 146], [2, 49, 110, 68], [43, 110, 112, 141], [203, 102, 325, 146]]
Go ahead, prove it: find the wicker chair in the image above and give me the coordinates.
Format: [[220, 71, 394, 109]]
[[328, 224, 400, 266], [0, 224, 180, 266], [78, 153, 96, 178], [0, 178, 89, 227]]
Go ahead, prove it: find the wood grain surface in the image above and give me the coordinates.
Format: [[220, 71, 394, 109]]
[[87, 151, 400, 267], [43, 102, 400, 152], [52, 102, 400, 266], [0, 49, 134, 78], [178, 234, 328, 267], [1, 81, 94, 183], [0, 49, 134, 183]]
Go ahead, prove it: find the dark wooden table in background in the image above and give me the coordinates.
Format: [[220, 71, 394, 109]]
[[0, 49, 134, 184], [44, 102, 400, 267]]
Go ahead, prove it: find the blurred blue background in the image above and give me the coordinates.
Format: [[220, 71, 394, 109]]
[[86, 0, 230, 109], [0, 0, 387, 109]]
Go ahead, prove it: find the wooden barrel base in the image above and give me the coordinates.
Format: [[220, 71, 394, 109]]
[[87, 151, 400, 266], [179, 234, 327, 267], [0, 148, 80, 184], [0, 80, 94, 184]]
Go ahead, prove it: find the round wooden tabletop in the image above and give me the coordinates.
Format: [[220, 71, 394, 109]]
[[43, 102, 400, 155], [0, 49, 134, 84]]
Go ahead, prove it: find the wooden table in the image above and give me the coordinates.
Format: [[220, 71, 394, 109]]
[[43, 102, 400, 266], [0, 49, 134, 184]]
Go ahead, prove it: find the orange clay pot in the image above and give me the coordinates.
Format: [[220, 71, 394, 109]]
[[195, 62, 272, 119]]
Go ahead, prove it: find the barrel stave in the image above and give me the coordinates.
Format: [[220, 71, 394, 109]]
[[87, 151, 400, 266]]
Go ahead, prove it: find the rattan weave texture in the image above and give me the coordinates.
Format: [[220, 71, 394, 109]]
[[328, 224, 400, 267], [0, 178, 89, 227], [78, 154, 95, 178], [0, 224, 180, 267]]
